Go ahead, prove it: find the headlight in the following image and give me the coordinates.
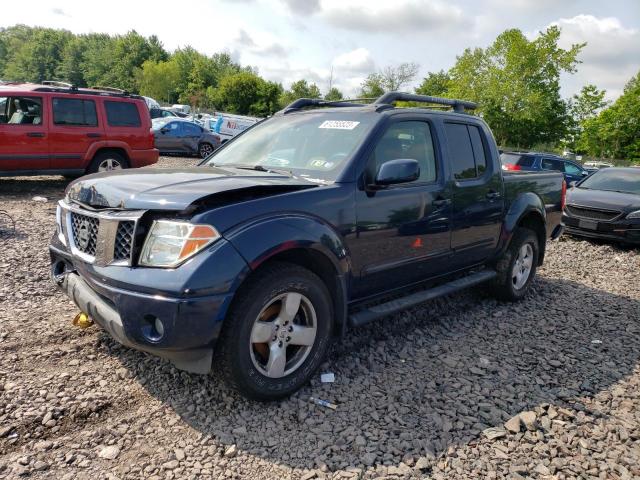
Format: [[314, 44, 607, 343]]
[[139, 220, 220, 267], [627, 210, 640, 219], [56, 204, 66, 245]]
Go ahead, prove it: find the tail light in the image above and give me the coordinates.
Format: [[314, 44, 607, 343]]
[[502, 163, 522, 171], [561, 179, 567, 211]]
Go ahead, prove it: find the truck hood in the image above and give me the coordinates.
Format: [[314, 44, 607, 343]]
[[567, 186, 640, 212], [66, 167, 319, 210]]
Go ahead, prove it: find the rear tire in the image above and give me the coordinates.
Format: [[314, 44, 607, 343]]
[[490, 227, 539, 301], [216, 262, 333, 401], [86, 151, 128, 174], [198, 142, 214, 159]]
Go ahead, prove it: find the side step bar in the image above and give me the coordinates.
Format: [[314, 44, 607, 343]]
[[348, 269, 497, 328]]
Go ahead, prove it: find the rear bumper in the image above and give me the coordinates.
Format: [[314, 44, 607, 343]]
[[129, 148, 159, 168], [49, 242, 239, 374]]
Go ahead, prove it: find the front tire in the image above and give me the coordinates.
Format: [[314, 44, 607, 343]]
[[216, 262, 333, 401], [490, 227, 539, 301]]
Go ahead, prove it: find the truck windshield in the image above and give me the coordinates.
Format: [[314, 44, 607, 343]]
[[204, 111, 377, 183], [578, 168, 640, 194]]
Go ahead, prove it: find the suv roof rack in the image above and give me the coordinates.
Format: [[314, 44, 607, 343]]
[[42, 80, 77, 89], [282, 98, 370, 114], [89, 86, 129, 94], [375, 91, 477, 113]]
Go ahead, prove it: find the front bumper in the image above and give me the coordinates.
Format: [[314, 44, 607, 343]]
[[50, 236, 247, 373], [562, 214, 640, 245]]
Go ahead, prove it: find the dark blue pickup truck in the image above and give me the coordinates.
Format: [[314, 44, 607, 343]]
[[50, 92, 565, 400]]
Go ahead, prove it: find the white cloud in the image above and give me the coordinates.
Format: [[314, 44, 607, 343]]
[[233, 29, 288, 59], [280, 0, 321, 14], [546, 15, 640, 99], [321, 0, 467, 33], [332, 48, 375, 73]]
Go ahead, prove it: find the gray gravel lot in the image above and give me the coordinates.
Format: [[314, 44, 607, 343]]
[[1, 157, 639, 479]]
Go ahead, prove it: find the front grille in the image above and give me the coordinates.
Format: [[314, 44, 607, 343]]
[[114, 221, 135, 261], [565, 205, 621, 222], [70, 212, 99, 256]]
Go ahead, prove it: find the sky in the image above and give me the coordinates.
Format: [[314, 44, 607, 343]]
[[3, 0, 640, 100]]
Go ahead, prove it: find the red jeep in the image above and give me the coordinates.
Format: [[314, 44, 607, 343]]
[[0, 82, 159, 177]]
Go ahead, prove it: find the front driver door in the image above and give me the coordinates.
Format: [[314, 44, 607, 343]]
[[154, 121, 180, 153], [351, 119, 452, 299]]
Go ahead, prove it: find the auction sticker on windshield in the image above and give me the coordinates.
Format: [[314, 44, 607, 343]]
[[318, 120, 360, 130]]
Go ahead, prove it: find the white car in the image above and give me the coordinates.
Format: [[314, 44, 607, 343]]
[[583, 161, 613, 170], [206, 112, 261, 143]]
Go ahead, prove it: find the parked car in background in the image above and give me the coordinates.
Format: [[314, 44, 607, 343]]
[[50, 92, 565, 400], [563, 167, 640, 245], [501, 151, 590, 185], [206, 112, 261, 143], [149, 108, 179, 119], [583, 160, 614, 170], [152, 117, 220, 158], [0, 82, 158, 176], [170, 104, 191, 115]]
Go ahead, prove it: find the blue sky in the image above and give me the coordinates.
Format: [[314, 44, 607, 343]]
[[5, 0, 640, 100]]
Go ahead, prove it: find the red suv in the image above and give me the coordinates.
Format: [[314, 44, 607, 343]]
[[0, 83, 159, 176]]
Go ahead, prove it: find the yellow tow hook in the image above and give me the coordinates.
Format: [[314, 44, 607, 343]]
[[72, 312, 94, 329]]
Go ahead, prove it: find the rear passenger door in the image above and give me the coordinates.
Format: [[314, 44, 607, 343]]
[[352, 118, 451, 298], [48, 96, 103, 170], [445, 122, 504, 266], [0, 95, 49, 172]]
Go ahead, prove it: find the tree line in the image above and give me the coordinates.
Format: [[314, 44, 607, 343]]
[[0, 24, 637, 160]]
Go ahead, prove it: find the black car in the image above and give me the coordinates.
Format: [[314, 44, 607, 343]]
[[563, 167, 640, 245], [152, 118, 221, 158], [501, 151, 590, 185]]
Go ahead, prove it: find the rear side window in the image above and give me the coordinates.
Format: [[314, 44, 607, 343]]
[[183, 123, 202, 135], [501, 153, 535, 167], [105, 101, 141, 127], [541, 158, 564, 172], [445, 123, 487, 180], [53, 98, 97, 126]]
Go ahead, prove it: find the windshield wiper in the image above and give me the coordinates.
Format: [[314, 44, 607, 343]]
[[210, 163, 294, 177]]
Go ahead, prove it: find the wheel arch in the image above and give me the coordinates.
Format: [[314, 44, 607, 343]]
[[498, 192, 547, 266], [225, 215, 352, 336]]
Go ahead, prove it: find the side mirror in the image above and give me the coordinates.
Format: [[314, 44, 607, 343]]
[[160, 127, 169, 134], [569, 181, 577, 188], [581, 171, 589, 176], [374, 159, 420, 187]]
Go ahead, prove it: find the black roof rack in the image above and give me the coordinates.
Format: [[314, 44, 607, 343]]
[[282, 98, 370, 114], [375, 91, 477, 113]]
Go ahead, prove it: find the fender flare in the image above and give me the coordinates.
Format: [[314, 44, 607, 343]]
[[225, 213, 351, 334], [495, 192, 547, 261]]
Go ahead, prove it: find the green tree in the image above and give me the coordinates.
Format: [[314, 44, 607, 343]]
[[359, 73, 385, 98], [280, 79, 321, 106], [209, 71, 278, 115], [324, 87, 344, 101], [446, 27, 584, 148], [578, 72, 640, 160], [565, 84, 608, 151], [138, 60, 181, 103], [359, 62, 420, 98], [415, 70, 450, 97]]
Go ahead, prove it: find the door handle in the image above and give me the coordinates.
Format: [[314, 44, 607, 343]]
[[432, 198, 451, 208], [486, 191, 501, 200], [26, 132, 45, 138], [86, 133, 102, 138]]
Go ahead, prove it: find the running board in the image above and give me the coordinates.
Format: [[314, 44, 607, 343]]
[[348, 270, 497, 328]]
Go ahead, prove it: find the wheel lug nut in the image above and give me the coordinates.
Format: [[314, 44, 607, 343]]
[[272, 336, 277, 341], [286, 336, 291, 342], [288, 326, 293, 332], [278, 341, 283, 348]]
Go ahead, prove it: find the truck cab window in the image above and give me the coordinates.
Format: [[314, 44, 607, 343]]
[[445, 123, 486, 180], [369, 121, 437, 184]]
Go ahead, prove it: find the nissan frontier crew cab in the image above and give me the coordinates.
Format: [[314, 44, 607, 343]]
[[50, 92, 565, 400]]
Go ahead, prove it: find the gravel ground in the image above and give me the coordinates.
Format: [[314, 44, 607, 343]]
[[1, 157, 639, 479]]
